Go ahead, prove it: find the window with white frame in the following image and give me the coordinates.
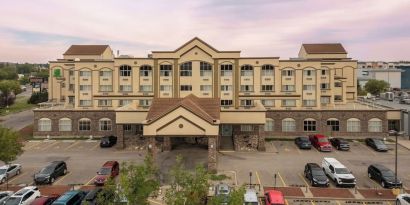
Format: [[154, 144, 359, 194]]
[[240, 85, 254, 92], [79, 70, 91, 77], [221, 85, 232, 91], [282, 70, 294, 77], [304, 118, 316, 131], [79, 85, 91, 91], [119, 65, 132, 76], [99, 85, 112, 92], [241, 65, 253, 76], [347, 118, 361, 132], [119, 99, 132, 106], [265, 118, 274, 131], [59, 118, 72, 131], [221, 100, 233, 106], [160, 65, 172, 77], [303, 85, 316, 91], [139, 99, 152, 107], [99, 118, 112, 131], [180, 85, 192, 91], [119, 85, 132, 92], [282, 118, 296, 132], [180, 62, 192, 76], [160, 85, 172, 91], [282, 85, 295, 92], [240, 99, 253, 106], [303, 70, 315, 76], [38, 118, 51, 131], [320, 97, 330, 104], [303, 100, 316, 107], [368, 118, 382, 132], [139, 85, 153, 92], [200, 62, 212, 76], [261, 65, 274, 76], [327, 118, 340, 131], [282, 99, 296, 107], [98, 99, 112, 106], [220, 64, 233, 76], [78, 118, 91, 131], [240, 125, 253, 132], [261, 99, 275, 107], [124, 124, 132, 131], [200, 85, 212, 91], [261, 85, 273, 91], [99, 70, 112, 77], [320, 83, 330, 89], [79, 100, 92, 106], [139, 65, 152, 77]]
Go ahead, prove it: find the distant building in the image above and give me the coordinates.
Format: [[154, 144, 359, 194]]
[[396, 62, 410, 90], [357, 61, 404, 89], [29, 77, 48, 93]]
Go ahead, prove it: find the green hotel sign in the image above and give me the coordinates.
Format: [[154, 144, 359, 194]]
[[53, 69, 61, 77]]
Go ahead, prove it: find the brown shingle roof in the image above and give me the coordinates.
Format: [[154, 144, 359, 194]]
[[302, 43, 347, 54], [146, 94, 220, 124], [63, 45, 109, 55]]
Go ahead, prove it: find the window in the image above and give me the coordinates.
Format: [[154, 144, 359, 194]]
[[139, 85, 153, 92], [79, 118, 91, 131], [160, 65, 172, 77], [99, 118, 112, 131], [282, 85, 295, 92], [79, 85, 91, 91], [261, 99, 275, 107], [119, 100, 132, 106], [59, 118, 72, 131], [321, 70, 328, 75], [221, 64, 233, 76], [99, 70, 112, 77], [320, 83, 330, 89], [303, 100, 316, 107], [69, 84, 75, 91], [282, 118, 296, 132], [221, 100, 233, 106], [124, 124, 132, 131], [261, 65, 274, 76], [240, 85, 254, 92], [347, 118, 361, 132], [320, 97, 330, 104], [69, 70, 74, 76], [334, 82, 342, 87], [327, 118, 340, 131], [261, 85, 273, 91], [334, 95, 343, 101], [304, 118, 316, 131], [79, 71, 91, 77], [139, 65, 152, 77], [200, 62, 212, 76], [282, 70, 294, 77], [180, 85, 192, 91], [241, 65, 253, 76], [98, 99, 112, 106], [240, 99, 253, 106], [265, 118, 274, 131], [79, 100, 92, 106], [180, 62, 192, 76], [99, 85, 112, 92], [119, 65, 132, 77], [282, 99, 296, 107], [240, 125, 253, 132], [139, 99, 151, 107], [221, 85, 232, 91], [303, 70, 315, 76], [160, 85, 172, 91], [200, 85, 212, 91], [368, 118, 382, 132], [119, 85, 132, 92], [303, 85, 316, 91], [38, 118, 51, 131]]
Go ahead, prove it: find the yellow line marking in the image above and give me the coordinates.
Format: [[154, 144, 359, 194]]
[[86, 175, 97, 186], [91, 143, 100, 150], [7, 173, 27, 183], [53, 172, 72, 185], [311, 200, 316, 205], [298, 173, 310, 187], [148, 199, 163, 205], [336, 200, 341, 205], [277, 172, 287, 187], [24, 142, 41, 150], [41, 141, 60, 151], [285, 199, 289, 205], [387, 202, 392, 205], [65, 141, 81, 151], [255, 171, 261, 186]]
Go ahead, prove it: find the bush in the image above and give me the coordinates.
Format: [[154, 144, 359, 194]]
[[28, 92, 48, 104]]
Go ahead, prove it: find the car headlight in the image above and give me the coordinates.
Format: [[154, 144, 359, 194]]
[[312, 178, 318, 182]]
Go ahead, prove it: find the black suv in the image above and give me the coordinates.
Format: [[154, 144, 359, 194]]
[[329, 138, 350, 151], [100, 135, 117, 148], [368, 164, 402, 188], [34, 161, 67, 184], [295, 136, 312, 149], [304, 163, 329, 187], [365, 138, 388, 152]]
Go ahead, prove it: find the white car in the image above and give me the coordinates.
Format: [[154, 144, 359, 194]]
[[3, 186, 40, 205], [397, 194, 410, 205], [0, 164, 22, 184], [0, 191, 14, 204], [322, 157, 356, 187]]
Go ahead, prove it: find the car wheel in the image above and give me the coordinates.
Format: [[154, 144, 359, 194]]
[[16, 170, 20, 175], [63, 168, 67, 175], [381, 181, 385, 188], [336, 145, 340, 150], [368, 172, 372, 179], [1, 178, 5, 184], [50, 177, 55, 184], [310, 179, 313, 185]]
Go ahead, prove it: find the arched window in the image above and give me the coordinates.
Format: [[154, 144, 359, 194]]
[[99, 69, 112, 77], [303, 68, 316, 77], [160, 64, 172, 77], [261, 65, 274, 76], [200, 62, 212, 77], [264, 118, 274, 131], [59, 118, 72, 131], [368, 118, 382, 132], [327, 118, 340, 131], [139, 65, 152, 77], [282, 118, 296, 132], [99, 118, 112, 131], [119, 65, 132, 77], [79, 118, 91, 131], [38, 118, 51, 131], [281, 68, 294, 77], [241, 65, 253, 76], [220, 64, 233, 76], [180, 62, 192, 76], [347, 118, 361, 132], [304, 118, 316, 131]]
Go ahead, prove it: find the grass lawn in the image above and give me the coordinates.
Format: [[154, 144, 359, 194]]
[[18, 123, 34, 141], [0, 95, 36, 116]]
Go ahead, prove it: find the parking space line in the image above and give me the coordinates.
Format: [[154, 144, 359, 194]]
[[7, 173, 27, 183], [359, 143, 377, 156], [86, 175, 97, 186], [53, 172, 72, 185], [24, 142, 41, 150], [387, 202, 392, 205], [298, 173, 309, 187], [311, 200, 316, 205], [91, 143, 100, 150], [255, 171, 261, 186], [336, 201, 341, 205], [41, 141, 60, 151], [226, 171, 238, 186], [277, 172, 287, 187], [285, 199, 289, 205], [65, 141, 81, 151]]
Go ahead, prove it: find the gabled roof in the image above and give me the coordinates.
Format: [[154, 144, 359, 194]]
[[302, 43, 347, 54], [152, 37, 240, 53], [63, 45, 109, 55], [146, 94, 220, 124]]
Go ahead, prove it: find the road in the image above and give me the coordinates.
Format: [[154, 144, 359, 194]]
[[0, 109, 34, 131]]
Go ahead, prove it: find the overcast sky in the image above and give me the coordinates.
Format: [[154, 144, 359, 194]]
[[1, 0, 409, 63]]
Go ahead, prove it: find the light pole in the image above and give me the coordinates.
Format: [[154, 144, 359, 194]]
[[249, 172, 252, 188], [389, 130, 404, 189]]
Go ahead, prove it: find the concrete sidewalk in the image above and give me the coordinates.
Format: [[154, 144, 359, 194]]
[[398, 139, 410, 150]]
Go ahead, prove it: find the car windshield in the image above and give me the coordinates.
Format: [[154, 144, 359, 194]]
[[4, 197, 21, 205], [312, 169, 325, 176], [40, 166, 54, 174], [318, 138, 328, 143], [218, 189, 229, 194], [98, 167, 111, 175], [300, 137, 309, 142], [244, 203, 258, 205], [382, 170, 395, 177], [335, 168, 350, 174], [373, 140, 384, 145], [0, 168, 7, 175]]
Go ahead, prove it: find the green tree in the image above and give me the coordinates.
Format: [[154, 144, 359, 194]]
[[119, 155, 160, 205], [227, 186, 245, 205], [364, 79, 390, 95], [0, 67, 18, 80], [19, 76, 30, 85], [96, 178, 120, 205], [27, 92, 48, 104], [0, 80, 22, 107], [0, 126, 23, 165], [34, 70, 49, 78]]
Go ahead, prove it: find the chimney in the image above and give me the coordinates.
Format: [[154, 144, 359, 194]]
[[117, 50, 120, 57]]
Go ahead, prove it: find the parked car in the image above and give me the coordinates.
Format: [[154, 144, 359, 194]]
[[81, 188, 102, 205], [264, 190, 285, 205], [322, 158, 356, 187], [368, 164, 402, 188], [365, 138, 388, 152], [100, 136, 117, 148], [396, 194, 410, 205], [214, 183, 230, 205], [51, 190, 86, 205], [0, 191, 14, 204], [309, 134, 332, 152], [0, 164, 22, 184], [94, 161, 119, 186], [34, 161, 67, 185], [4, 186, 41, 205], [30, 195, 59, 205], [294, 136, 312, 149], [329, 138, 350, 151], [243, 189, 259, 205], [304, 163, 329, 187]]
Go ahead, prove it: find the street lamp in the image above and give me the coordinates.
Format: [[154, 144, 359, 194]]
[[249, 172, 252, 188], [389, 130, 404, 190]]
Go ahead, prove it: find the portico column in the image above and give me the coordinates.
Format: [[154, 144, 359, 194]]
[[148, 137, 157, 160], [163, 136, 172, 151], [208, 136, 217, 172], [116, 124, 125, 149], [257, 125, 266, 151]]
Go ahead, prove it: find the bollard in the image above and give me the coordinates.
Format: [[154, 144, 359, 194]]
[[89, 135, 93, 140], [47, 135, 50, 140]]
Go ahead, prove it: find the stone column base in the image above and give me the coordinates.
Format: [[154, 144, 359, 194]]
[[163, 137, 171, 151], [116, 124, 125, 149], [208, 136, 218, 172]]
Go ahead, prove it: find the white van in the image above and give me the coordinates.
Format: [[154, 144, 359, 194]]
[[321, 158, 356, 187], [244, 188, 259, 205]]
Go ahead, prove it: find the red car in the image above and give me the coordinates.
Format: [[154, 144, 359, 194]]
[[94, 161, 119, 186], [264, 190, 285, 205], [309, 134, 332, 152], [30, 195, 59, 205]]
